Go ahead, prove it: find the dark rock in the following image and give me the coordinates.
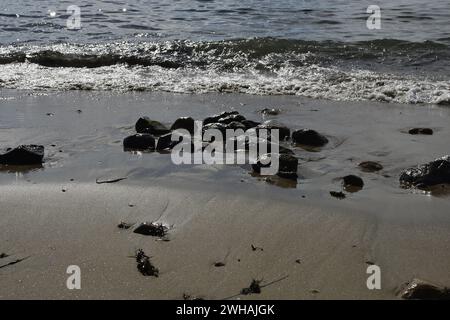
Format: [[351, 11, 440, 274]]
[[409, 128, 433, 135], [342, 175, 364, 191], [256, 120, 290, 140], [359, 161, 383, 172], [156, 132, 180, 151], [0, 145, 44, 165], [135, 249, 159, 277], [133, 222, 168, 237], [399, 278, 450, 300], [278, 146, 295, 155], [292, 129, 328, 147], [202, 122, 229, 136], [400, 156, 450, 188], [241, 120, 261, 130], [260, 108, 281, 116], [330, 191, 346, 199], [123, 134, 155, 151], [170, 117, 195, 134], [252, 153, 298, 180], [135, 116, 170, 135], [217, 114, 246, 124], [204, 111, 239, 125], [226, 121, 246, 131], [214, 262, 225, 267]]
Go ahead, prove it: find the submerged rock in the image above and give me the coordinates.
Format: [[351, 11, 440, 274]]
[[170, 117, 195, 134], [252, 153, 298, 180], [0, 145, 44, 165], [359, 161, 383, 172], [400, 156, 450, 188], [256, 120, 290, 140], [292, 129, 328, 147], [399, 278, 450, 300], [342, 175, 364, 191], [135, 116, 170, 135], [123, 134, 155, 151], [409, 128, 433, 135]]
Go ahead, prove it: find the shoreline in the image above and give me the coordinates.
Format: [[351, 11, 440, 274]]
[[1, 89, 450, 299]]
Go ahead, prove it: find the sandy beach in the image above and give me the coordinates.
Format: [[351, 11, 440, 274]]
[[1, 90, 449, 299]]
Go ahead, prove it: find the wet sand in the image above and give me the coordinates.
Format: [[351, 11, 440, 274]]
[[1, 89, 450, 299]]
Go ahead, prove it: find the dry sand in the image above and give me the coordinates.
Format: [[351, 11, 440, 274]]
[[1, 90, 450, 299]]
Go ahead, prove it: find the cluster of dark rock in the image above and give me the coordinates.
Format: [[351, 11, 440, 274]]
[[123, 111, 332, 183]]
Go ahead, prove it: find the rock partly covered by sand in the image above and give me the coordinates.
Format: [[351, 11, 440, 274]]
[[292, 129, 328, 147], [400, 155, 450, 188], [0, 145, 44, 165]]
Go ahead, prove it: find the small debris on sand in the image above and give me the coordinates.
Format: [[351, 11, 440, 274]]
[[251, 244, 264, 251], [135, 249, 159, 277], [96, 177, 127, 184], [183, 293, 204, 300], [118, 221, 134, 229], [0, 256, 30, 270], [241, 279, 262, 295], [330, 191, 346, 199]]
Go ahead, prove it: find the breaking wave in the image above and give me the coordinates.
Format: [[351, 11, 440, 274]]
[[0, 38, 449, 105]]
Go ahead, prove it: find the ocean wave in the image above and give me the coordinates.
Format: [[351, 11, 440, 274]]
[[0, 38, 449, 105]]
